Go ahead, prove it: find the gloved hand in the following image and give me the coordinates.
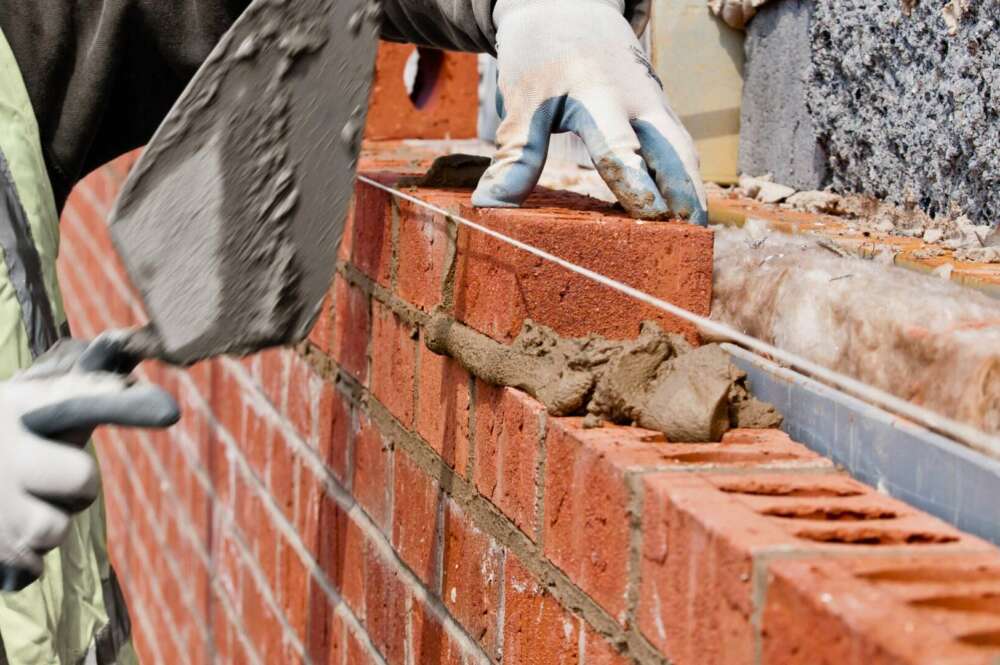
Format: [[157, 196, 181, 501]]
[[472, 0, 708, 225], [707, 0, 773, 30], [0, 332, 179, 591]]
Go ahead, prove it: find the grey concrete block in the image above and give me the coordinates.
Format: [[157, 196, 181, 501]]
[[809, 1, 1000, 225], [739, 0, 827, 190]]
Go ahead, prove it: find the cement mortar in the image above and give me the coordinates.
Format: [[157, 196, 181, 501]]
[[425, 311, 781, 443], [739, 0, 826, 190]]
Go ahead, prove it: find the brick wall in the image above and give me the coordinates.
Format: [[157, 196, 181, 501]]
[[57, 143, 1000, 665]]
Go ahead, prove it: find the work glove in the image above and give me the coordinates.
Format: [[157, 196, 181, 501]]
[[0, 332, 180, 591], [473, 0, 708, 225], [707, 0, 773, 30]]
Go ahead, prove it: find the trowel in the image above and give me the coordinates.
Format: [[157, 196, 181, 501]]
[[110, 0, 379, 366]]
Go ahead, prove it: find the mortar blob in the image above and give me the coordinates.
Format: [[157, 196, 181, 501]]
[[425, 312, 781, 443]]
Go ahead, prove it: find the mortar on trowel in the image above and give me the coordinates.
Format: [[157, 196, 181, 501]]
[[108, 0, 379, 366]]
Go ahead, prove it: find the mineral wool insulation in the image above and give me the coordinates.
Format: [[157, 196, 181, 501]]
[[743, 0, 1000, 226]]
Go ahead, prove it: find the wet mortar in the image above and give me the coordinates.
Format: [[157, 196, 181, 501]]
[[424, 311, 782, 443]]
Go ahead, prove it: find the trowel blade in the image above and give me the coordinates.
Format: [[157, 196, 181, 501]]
[[110, 0, 378, 366]]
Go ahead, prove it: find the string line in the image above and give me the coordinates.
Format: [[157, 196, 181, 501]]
[[357, 175, 1000, 458]]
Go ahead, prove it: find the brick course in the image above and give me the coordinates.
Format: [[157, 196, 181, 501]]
[[55, 144, 1000, 665]]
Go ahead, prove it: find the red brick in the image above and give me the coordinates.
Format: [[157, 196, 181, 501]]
[[453, 192, 714, 344], [235, 396, 269, 480], [363, 544, 408, 665], [638, 472, 991, 665], [268, 430, 296, 519], [365, 43, 478, 141], [409, 595, 469, 665], [315, 609, 345, 665], [762, 555, 1000, 665], [350, 183, 393, 287], [346, 627, 380, 665], [352, 414, 392, 530], [541, 423, 636, 622], [295, 463, 323, 554], [319, 387, 352, 484], [442, 500, 502, 656], [582, 625, 631, 665], [281, 545, 310, 639], [334, 517, 367, 620], [416, 346, 471, 474], [396, 198, 451, 310], [371, 301, 417, 426], [331, 275, 370, 384], [308, 292, 335, 354], [474, 384, 544, 539], [287, 353, 323, 446], [503, 554, 580, 665], [392, 451, 441, 587], [257, 348, 289, 413]]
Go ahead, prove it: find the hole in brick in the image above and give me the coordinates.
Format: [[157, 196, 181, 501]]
[[761, 505, 899, 521], [794, 528, 959, 546], [718, 480, 863, 498], [857, 566, 1000, 584], [910, 594, 1000, 615], [665, 450, 800, 464], [403, 47, 444, 109], [957, 630, 1000, 649]]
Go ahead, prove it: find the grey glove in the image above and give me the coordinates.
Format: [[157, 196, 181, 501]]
[[0, 332, 179, 591], [473, 0, 708, 224]]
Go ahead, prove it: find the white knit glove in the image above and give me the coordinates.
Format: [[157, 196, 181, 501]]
[[0, 333, 179, 589], [473, 0, 708, 225], [708, 0, 773, 29]]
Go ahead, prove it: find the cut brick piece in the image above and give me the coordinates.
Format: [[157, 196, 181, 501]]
[[371, 301, 417, 427], [442, 500, 503, 658], [502, 554, 580, 665], [416, 346, 471, 475], [763, 555, 1000, 665], [453, 191, 714, 343], [474, 384, 545, 539], [365, 43, 478, 141]]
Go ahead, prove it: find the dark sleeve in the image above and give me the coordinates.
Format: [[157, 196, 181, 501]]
[[1, 1, 250, 210], [2, 0, 652, 211]]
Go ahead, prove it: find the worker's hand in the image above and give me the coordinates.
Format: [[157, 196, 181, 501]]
[[0, 332, 179, 591], [707, 0, 772, 30], [473, 0, 708, 225]]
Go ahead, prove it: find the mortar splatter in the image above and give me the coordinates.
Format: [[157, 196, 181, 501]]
[[424, 311, 781, 443]]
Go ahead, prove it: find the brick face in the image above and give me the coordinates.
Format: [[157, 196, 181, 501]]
[[60, 147, 1000, 665], [442, 500, 502, 657], [474, 384, 545, 539], [371, 300, 417, 427]]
